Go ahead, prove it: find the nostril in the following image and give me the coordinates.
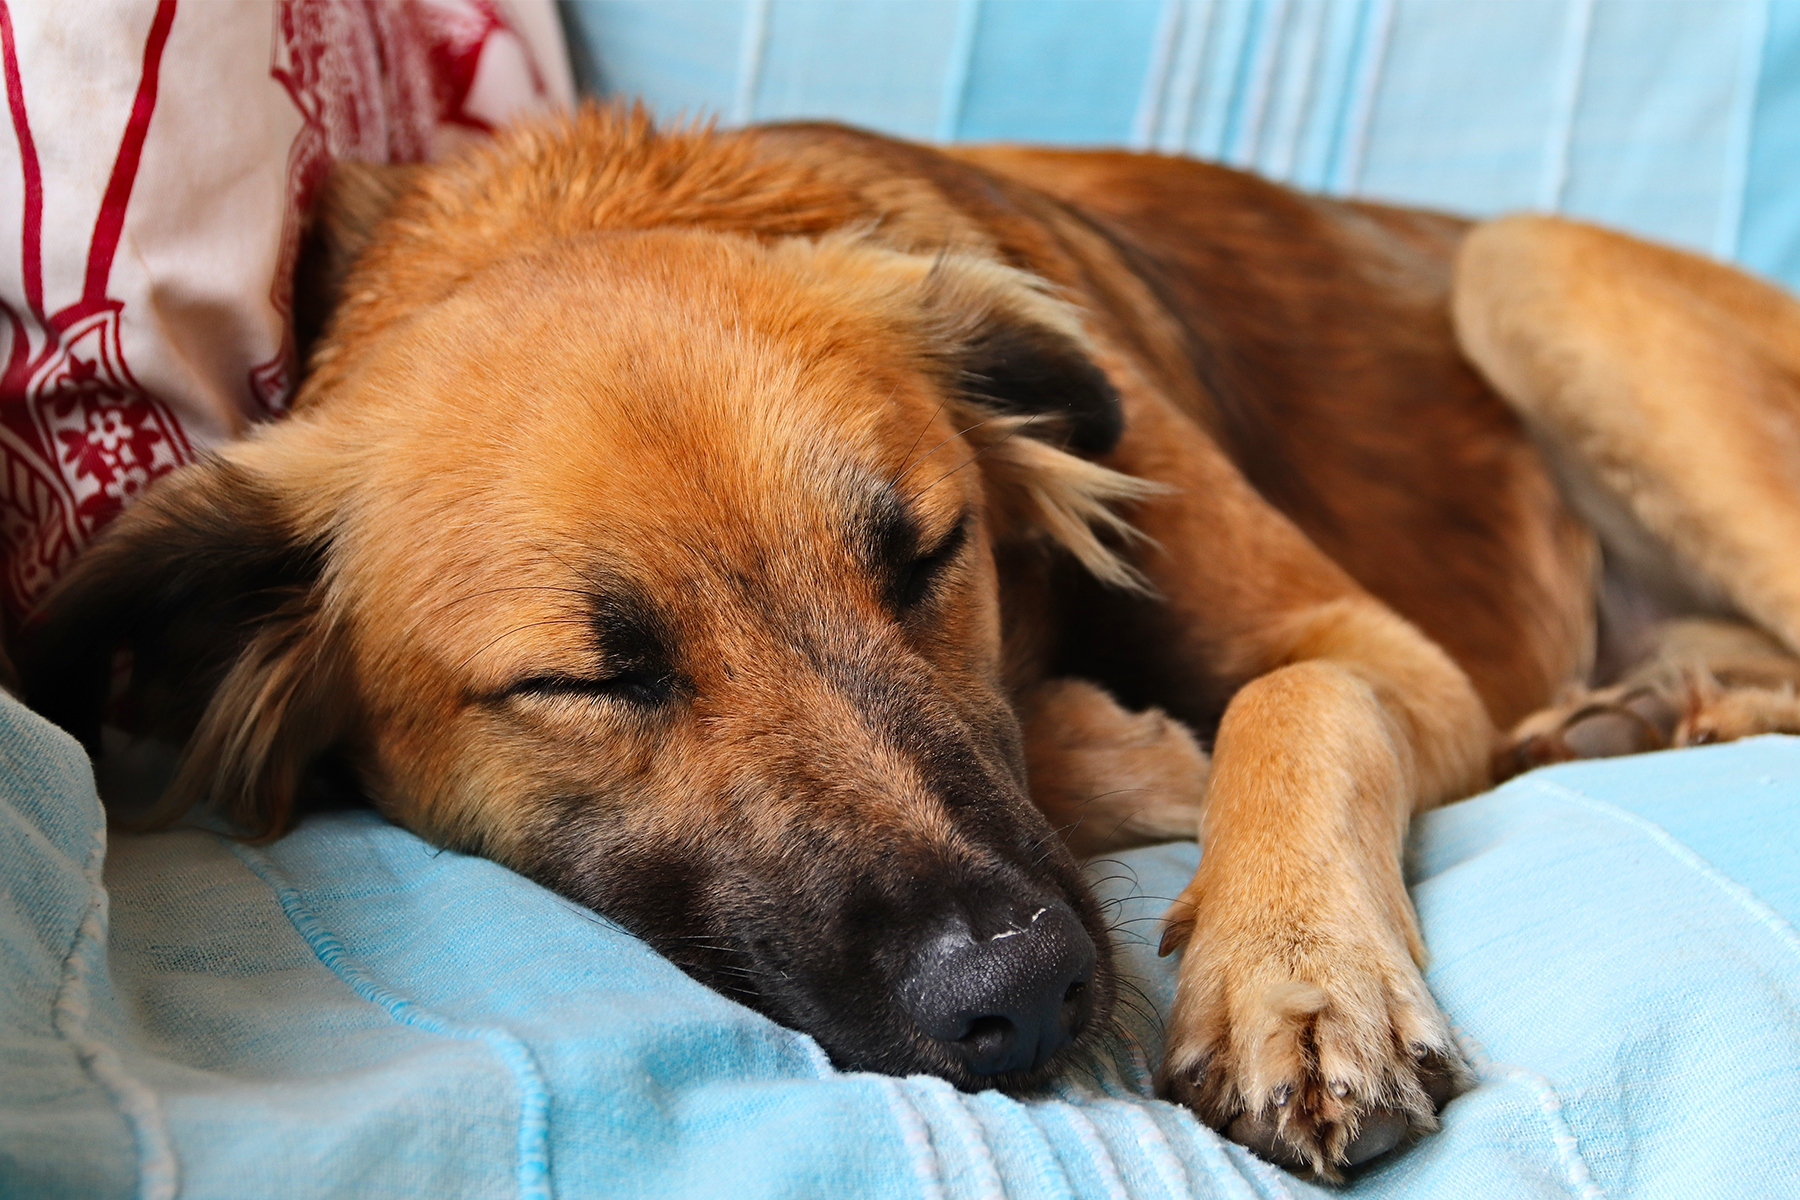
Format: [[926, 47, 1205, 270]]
[[956, 1014, 1016, 1058], [901, 898, 1097, 1078]]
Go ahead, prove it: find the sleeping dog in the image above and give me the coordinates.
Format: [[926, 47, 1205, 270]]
[[23, 106, 1800, 1178]]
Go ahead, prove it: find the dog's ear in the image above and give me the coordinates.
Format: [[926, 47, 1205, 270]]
[[911, 254, 1160, 589], [954, 308, 1125, 456], [18, 455, 350, 839], [294, 161, 422, 361], [920, 256, 1125, 456]]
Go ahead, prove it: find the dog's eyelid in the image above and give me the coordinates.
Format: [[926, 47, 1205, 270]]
[[890, 511, 972, 611], [497, 665, 680, 707], [920, 512, 971, 563]]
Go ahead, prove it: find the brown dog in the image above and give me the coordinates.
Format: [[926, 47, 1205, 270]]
[[23, 106, 1800, 1178]]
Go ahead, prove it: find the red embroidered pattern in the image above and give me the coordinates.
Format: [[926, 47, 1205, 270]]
[[0, 0, 548, 623], [0, 0, 190, 623], [250, 0, 529, 412]]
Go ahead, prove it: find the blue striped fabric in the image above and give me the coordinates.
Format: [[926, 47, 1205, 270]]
[[562, 0, 1800, 289], [7, 688, 1800, 1197]]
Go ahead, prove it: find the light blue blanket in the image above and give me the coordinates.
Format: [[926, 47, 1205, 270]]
[[4, 687, 1797, 1198]]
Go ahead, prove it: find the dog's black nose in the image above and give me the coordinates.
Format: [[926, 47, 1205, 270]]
[[901, 898, 1096, 1077]]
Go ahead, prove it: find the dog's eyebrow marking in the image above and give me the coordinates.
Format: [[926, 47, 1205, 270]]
[[464, 563, 684, 707], [863, 478, 969, 566], [864, 486, 923, 572]]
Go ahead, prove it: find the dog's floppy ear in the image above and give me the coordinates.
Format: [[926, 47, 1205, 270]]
[[18, 455, 351, 839], [294, 161, 422, 361], [921, 256, 1126, 456], [954, 305, 1125, 456], [914, 254, 1161, 589]]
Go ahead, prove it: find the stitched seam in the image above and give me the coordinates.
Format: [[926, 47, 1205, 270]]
[[1332, 0, 1393, 194], [50, 818, 177, 1200], [1263, 0, 1326, 182], [1223, 0, 1290, 167], [1715, 0, 1771, 259], [911, 1077, 1008, 1200], [1165, 0, 1215, 153], [1454, 1026, 1607, 1200], [934, 0, 981, 142], [1524, 777, 1800, 964], [876, 1076, 949, 1200], [1132, 0, 1185, 150], [1052, 1085, 1203, 1200], [730, 0, 771, 126], [1539, 0, 1595, 210], [224, 841, 553, 1200]]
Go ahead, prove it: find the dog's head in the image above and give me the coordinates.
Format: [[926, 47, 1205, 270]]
[[21, 121, 1160, 1087]]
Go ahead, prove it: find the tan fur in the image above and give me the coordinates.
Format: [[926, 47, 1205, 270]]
[[1019, 678, 1208, 857], [1455, 214, 1800, 645]]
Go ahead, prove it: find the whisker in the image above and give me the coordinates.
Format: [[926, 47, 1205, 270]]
[[532, 540, 615, 598], [921, 414, 1042, 495], [887, 386, 943, 487], [893, 415, 1000, 488], [1075, 787, 1154, 807]]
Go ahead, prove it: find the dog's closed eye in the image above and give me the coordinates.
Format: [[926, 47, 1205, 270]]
[[888, 515, 970, 613], [494, 584, 683, 709], [502, 666, 679, 707]]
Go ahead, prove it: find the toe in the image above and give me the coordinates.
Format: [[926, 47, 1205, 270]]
[[1342, 1108, 1408, 1165], [1226, 1108, 1311, 1172]]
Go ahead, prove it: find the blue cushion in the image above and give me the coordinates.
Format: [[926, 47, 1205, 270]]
[[4, 685, 1799, 1197], [562, 0, 1800, 293]]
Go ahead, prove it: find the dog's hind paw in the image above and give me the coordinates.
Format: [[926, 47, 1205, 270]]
[[1020, 678, 1208, 858], [1153, 884, 1468, 1179], [1497, 618, 1800, 780]]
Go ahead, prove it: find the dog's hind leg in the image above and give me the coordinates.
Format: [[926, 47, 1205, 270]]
[[1454, 214, 1800, 661], [1496, 617, 1800, 778], [1019, 677, 1209, 858]]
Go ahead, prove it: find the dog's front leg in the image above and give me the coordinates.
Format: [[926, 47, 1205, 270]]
[[1154, 598, 1488, 1179]]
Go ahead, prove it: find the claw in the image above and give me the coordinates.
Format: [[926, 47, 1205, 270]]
[[1157, 901, 1195, 957]]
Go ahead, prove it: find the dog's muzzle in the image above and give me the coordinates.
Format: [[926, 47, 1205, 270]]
[[900, 897, 1096, 1076]]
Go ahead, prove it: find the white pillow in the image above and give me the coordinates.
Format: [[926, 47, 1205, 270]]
[[0, 0, 571, 624]]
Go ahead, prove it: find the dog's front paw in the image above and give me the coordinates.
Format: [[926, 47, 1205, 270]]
[[1153, 881, 1466, 1179]]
